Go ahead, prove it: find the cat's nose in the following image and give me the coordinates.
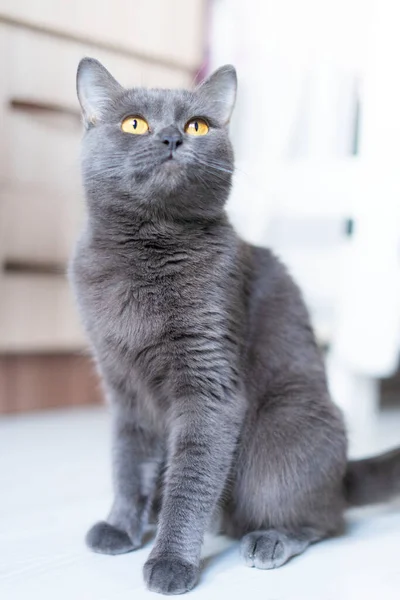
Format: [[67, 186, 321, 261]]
[[159, 127, 183, 152]]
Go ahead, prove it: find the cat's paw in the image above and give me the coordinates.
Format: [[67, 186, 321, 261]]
[[240, 530, 292, 569], [86, 521, 137, 555], [143, 556, 199, 595]]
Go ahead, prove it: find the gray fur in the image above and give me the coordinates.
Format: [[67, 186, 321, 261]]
[[70, 58, 400, 595]]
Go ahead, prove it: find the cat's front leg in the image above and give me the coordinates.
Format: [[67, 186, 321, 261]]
[[86, 404, 163, 555], [143, 390, 243, 594]]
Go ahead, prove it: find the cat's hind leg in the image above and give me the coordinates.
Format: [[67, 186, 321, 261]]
[[224, 387, 347, 568], [240, 527, 321, 569]]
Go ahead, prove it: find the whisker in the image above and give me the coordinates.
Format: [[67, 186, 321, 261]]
[[185, 152, 234, 176], [196, 155, 233, 170]]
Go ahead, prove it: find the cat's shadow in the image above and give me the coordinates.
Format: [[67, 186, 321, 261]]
[[142, 525, 157, 547], [200, 535, 239, 579], [141, 527, 239, 576]]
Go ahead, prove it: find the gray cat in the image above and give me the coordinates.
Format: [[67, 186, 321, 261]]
[[70, 58, 400, 595]]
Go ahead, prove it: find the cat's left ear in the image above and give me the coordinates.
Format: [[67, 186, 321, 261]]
[[196, 65, 237, 124], [76, 57, 123, 127]]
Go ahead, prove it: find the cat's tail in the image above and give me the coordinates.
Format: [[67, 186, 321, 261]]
[[344, 446, 400, 507]]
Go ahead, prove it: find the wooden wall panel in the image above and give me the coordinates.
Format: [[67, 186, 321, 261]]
[[0, 0, 205, 70], [0, 353, 103, 413]]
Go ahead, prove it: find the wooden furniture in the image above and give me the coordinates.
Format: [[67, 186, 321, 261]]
[[0, 1, 206, 411]]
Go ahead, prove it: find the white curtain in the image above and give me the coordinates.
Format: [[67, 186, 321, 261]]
[[209, 0, 400, 441], [209, 0, 400, 377]]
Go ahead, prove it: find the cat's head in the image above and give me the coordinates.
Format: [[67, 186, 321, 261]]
[[76, 58, 237, 222]]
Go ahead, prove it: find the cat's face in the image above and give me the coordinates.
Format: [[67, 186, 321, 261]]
[[77, 59, 237, 221]]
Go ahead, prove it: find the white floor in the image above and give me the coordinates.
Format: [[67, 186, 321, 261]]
[[1, 406, 400, 600]]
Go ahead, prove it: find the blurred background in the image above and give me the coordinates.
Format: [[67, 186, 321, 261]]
[[0, 0, 399, 449], [1, 2, 400, 598]]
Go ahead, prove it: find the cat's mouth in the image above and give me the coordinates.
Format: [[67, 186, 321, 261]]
[[160, 153, 182, 169], [163, 151, 179, 162]]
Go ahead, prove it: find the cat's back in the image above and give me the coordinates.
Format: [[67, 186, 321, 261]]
[[245, 243, 311, 326], [244, 243, 327, 393]]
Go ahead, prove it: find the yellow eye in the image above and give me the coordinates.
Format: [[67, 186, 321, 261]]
[[185, 118, 209, 136], [121, 116, 149, 135]]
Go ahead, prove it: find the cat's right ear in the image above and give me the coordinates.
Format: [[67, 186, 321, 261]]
[[76, 58, 123, 128]]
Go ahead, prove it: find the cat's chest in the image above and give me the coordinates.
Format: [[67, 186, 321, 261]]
[[79, 251, 209, 353], [72, 233, 234, 374], [87, 271, 171, 346]]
